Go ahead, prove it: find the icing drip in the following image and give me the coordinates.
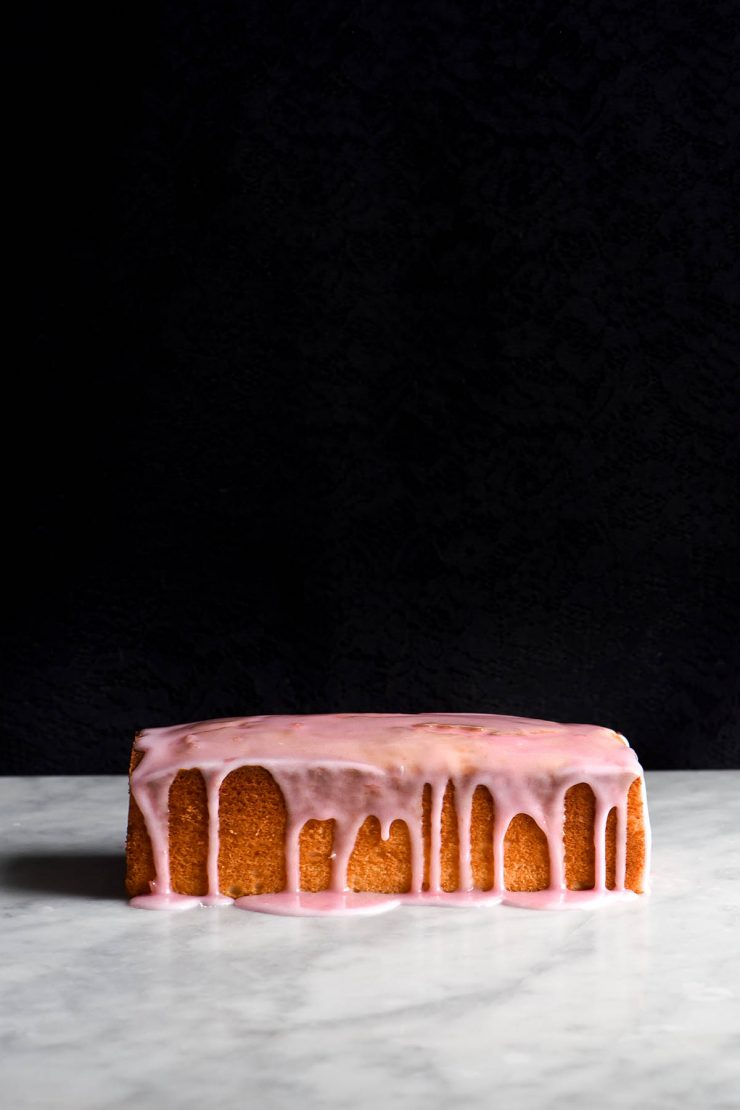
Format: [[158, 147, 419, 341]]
[[547, 788, 567, 892], [594, 798, 609, 892], [284, 819, 301, 894], [129, 713, 650, 913], [456, 782, 475, 893], [428, 783, 444, 893], [205, 770, 231, 905]]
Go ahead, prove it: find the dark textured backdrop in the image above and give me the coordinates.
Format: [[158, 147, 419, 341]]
[[7, 1, 740, 772]]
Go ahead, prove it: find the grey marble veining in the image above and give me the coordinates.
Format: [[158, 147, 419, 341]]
[[1, 772, 738, 1109]]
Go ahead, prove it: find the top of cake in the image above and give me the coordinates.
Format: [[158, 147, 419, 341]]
[[134, 712, 641, 784]]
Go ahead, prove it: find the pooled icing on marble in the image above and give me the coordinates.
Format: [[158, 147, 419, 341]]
[[129, 713, 650, 914]]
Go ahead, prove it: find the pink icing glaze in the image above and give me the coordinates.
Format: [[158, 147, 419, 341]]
[[129, 713, 651, 913], [231, 888, 638, 915], [129, 890, 202, 911], [234, 891, 402, 916]]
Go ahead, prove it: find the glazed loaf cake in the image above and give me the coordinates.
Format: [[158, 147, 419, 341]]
[[126, 713, 650, 911]]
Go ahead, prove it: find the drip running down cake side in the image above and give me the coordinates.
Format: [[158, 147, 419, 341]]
[[126, 713, 651, 912]]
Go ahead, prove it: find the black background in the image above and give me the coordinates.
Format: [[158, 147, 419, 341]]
[[6, 1, 739, 772]]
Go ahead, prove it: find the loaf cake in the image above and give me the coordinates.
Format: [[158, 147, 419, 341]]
[[126, 713, 650, 913]]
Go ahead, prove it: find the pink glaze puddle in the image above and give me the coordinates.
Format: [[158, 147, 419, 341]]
[[501, 888, 639, 911], [234, 891, 401, 916], [129, 888, 637, 914], [399, 890, 504, 908], [129, 713, 651, 915], [130, 891, 203, 911]]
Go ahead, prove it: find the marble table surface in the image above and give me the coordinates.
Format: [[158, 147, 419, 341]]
[[1, 772, 738, 1110]]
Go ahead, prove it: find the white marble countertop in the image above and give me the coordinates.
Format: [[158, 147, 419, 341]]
[[1, 772, 738, 1109]]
